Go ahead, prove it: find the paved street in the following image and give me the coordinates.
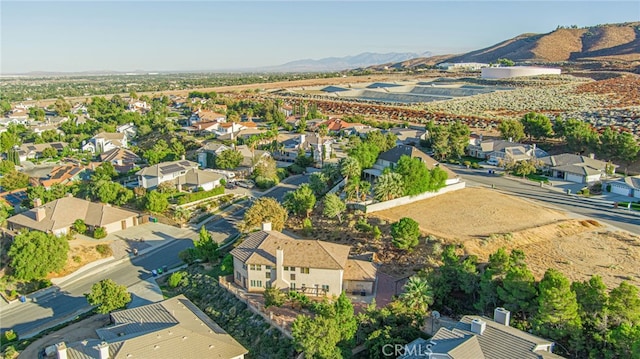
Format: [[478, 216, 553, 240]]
[[453, 166, 640, 235], [0, 238, 194, 337]]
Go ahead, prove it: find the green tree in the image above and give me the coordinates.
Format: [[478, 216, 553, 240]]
[[29, 107, 45, 121], [85, 279, 131, 314], [93, 227, 107, 239], [498, 119, 526, 142], [92, 162, 117, 181], [608, 281, 640, 327], [556, 118, 599, 154], [8, 230, 69, 280], [0, 100, 11, 115], [571, 276, 609, 356], [598, 127, 619, 161], [400, 275, 434, 316], [308, 172, 328, 196], [73, 219, 87, 234], [243, 197, 288, 231], [323, 193, 346, 223], [215, 149, 243, 169], [390, 217, 421, 251], [448, 121, 471, 159], [0, 131, 20, 152], [374, 172, 404, 201], [475, 247, 512, 314], [614, 132, 640, 174], [339, 156, 361, 184], [430, 124, 450, 160], [533, 269, 582, 347], [348, 141, 380, 169], [394, 155, 431, 196], [507, 159, 538, 178], [520, 112, 553, 141], [0, 170, 29, 191], [263, 286, 286, 307], [497, 58, 515, 66], [54, 98, 71, 116], [194, 226, 219, 263], [292, 314, 342, 359], [0, 160, 16, 174], [497, 264, 537, 320], [7, 148, 20, 165], [283, 184, 316, 217], [144, 191, 169, 213]]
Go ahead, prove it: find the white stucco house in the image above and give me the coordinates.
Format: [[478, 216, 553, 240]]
[[136, 159, 223, 191], [82, 132, 128, 153], [539, 153, 616, 184], [608, 175, 640, 198]]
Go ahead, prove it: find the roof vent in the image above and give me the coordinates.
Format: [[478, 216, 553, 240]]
[[209, 345, 215, 349], [471, 318, 486, 335], [182, 336, 188, 340], [154, 345, 159, 350]]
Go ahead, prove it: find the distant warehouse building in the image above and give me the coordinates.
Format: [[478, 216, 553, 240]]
[[481, 66, 561, 79]]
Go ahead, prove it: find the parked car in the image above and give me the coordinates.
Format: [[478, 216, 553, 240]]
[[236, 180, 255, 189], [226, 182, 238, 189]]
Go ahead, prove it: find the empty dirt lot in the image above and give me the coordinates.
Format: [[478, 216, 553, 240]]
[[373, 187, 640, 288]]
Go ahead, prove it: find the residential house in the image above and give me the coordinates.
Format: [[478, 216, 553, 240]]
[[31, 123, 65, 137], [214, 122, 247, 137], [116, 122, 137, 140], [7, 196, 139, 236], [82, 132, 128, 153], [190, 110, 226, 126], [273, 133, 332, 163], [322, 118, 369, 136], [17, 142, 68, 162], [197, 143, 232, 168], [71, 104, 88, 115], [401, 308, 563, 358], [136, 160, 223, 191], [280, 103, 294, 117], [540, 153, 615, 184], [127, 100, 151, 113], [388, 128, 428, 146], [5, 108, 29, 124], [216, 122, 259, 141], [230, 223, 377, 296], [53, 295, 247, 359], [234, 145, 271, 174], [99, 148, 141, 173], [467, 138, 548, 164], [364, 145, 460, 185], [608, 175, 640, 198], [30, 165, 87, 188]]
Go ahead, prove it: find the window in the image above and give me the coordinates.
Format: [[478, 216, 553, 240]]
[[242, 264, 247, 270], [283, 266, 289, 271], [290, 267, 296, 271], [290, 283, 296, 290], [265, 265, 272, 270], [290, 274, 296, 281], [235, 271, 241, 281], [301, 267, 310, 274], [322, 285, 329, 292], [265, 271, 271, 279], [250, 280, 263, 287], [250, 264, 261, 271]]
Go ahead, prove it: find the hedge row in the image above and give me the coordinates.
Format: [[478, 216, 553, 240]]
[[177, 186, 225, 205]]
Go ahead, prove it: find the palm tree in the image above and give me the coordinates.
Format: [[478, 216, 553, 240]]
[[340, 157, 361, 184], [374, 172, 404, 202], [359, 181, 371, 201], [401, 275, 434, 317]]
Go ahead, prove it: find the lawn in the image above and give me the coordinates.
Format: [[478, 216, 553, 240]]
[[526, 173, 550, 183], [617, 201, 640, 211]]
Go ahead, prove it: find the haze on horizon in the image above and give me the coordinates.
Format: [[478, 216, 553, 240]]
[[1, 1, 638, 74]]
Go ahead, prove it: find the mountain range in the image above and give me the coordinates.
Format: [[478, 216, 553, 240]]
[[369, 22, 640, 71], [253, 52, 433, 72]]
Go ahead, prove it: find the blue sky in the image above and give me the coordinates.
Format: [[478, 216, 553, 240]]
[[1, 1, 638, 73]]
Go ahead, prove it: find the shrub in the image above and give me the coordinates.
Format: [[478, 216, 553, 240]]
[[463, 160, 471, 167], [288, 164, 305, 174], [177, 186, 225, 205], [276, 168, 288, 180], [179, 248, 199, 264], [606, 184, 612, 192], [372, 225, 382, 240], [471, 162, 481, 169], [96, 244, 112, 256], [356, 217, 373, 233], [168, 272, 184, 288], [264, 286, 285, 308], [93, 227, 107, 239], [3, 345, 17, 359], [302, 218, 313, 236], [73, 255, 82, 263], [3, 329, 17, 343], [220, 254, 234, 275], [255, 176, 277, 189]]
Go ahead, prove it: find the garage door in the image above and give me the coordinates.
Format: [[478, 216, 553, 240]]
[[610, 183, 630, 196], [565, 173, 584, 183]]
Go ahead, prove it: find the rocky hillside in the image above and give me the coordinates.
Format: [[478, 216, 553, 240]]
[[372, 22, 640, 70]]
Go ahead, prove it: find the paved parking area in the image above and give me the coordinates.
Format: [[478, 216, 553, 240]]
[[103, 223, 198, 258]]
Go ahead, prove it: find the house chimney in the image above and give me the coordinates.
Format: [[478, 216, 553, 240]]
[[470, 318, 486, 335], [36, 207, 47, 222], [261, 222, 272, 231], [181, 154, 186, 161], [33, 198, 42, 207], [508, 137, 513, 143], [272, 247, 289, 290], [98, 342, 109, 359], [56, 342, 68, 359], [494, 307, 511, 327], [589, 153, 595, 159]]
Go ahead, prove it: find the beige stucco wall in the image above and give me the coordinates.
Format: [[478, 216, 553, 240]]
[[344, 280, 374, 295], [240, 263, 344, 297], [103, 216, 136, 234]]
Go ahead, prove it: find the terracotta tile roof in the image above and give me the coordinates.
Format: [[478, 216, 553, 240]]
[[231, 230, 351, 270], [37, 165, 86, 188]]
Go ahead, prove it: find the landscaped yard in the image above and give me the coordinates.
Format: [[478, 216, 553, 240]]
[[617, 201, 640, 211], [525, 173, 550, 183]]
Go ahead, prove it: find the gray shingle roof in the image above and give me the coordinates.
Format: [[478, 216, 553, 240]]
[[66, 295, 247, 359], [377, 145, 458, 180]]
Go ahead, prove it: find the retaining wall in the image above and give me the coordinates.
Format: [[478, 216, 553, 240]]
[[364, 181, 466, 213]]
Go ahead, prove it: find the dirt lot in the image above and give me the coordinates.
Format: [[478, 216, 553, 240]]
[[48, 237, 113, 279], [17, 314, 109, 359], [372, 187, 640, 288]]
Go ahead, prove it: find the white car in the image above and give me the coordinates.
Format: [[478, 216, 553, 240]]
[[486, 158, 500, 166]]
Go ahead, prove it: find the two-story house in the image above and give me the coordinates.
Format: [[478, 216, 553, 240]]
[[273, 133, 332, 163], [17, 142, 68, 162], [116, 122, 137, 140], [230, 223, 377, 297], [99, 148, 141, 173], [467, 138, 548, 164], [363, 145, 460, 185], [136, 159, 223, 191], [82, 132, 128, 153]]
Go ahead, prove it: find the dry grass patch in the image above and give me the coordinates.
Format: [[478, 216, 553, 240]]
[[48, 237, 113, 278]]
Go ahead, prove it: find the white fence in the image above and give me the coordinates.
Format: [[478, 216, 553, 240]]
[[363, 181, 466, 213]]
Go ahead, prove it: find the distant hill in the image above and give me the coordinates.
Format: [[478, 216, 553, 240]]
[[370, 22, 640, 70], [258, 51, 432, 72]]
